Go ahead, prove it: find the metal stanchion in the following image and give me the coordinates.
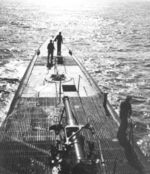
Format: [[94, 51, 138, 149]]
[[59, 79, 62, 103], [78, 75, 81, 93], [113, 158, 117, 174], [129, 119, 134, 148], [103, 93, 108, 110]]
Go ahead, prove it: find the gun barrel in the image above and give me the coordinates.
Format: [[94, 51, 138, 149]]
[[63, 96, 76, 126], [63, 96, 85, 162]]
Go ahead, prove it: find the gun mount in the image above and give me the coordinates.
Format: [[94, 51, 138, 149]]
[[49, 96, 100, 174]]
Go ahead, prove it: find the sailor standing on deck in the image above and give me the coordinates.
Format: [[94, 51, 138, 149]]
[[47, 40, 55, 67], [118, 96, 132, 139], [54, 32, 63, 56]]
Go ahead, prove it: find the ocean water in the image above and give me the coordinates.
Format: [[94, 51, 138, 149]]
[[1, 0, 150, 157]]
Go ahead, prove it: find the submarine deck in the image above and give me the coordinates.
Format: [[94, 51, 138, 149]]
[[0, 38, 147, 174]]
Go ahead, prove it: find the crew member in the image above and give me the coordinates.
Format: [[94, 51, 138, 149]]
[[47, 40, 55, 67], [54, 32, 63, 55], [118, 96, 132, 137]]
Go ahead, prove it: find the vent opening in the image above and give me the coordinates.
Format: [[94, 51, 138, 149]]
[[62, 85, 77, 92]]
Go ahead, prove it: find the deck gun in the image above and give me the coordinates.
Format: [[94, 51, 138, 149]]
[[49, 96, 100, 174]]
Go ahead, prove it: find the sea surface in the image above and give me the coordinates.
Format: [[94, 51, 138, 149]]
[[1, 0, 150, 158]]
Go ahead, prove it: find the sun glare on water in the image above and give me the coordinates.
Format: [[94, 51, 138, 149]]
[[24, 0, 111, 9]]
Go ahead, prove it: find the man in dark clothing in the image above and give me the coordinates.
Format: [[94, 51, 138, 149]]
[[54, 32, 63, 56], [47, 40, 55, 67], [117, 96, 132, 142]]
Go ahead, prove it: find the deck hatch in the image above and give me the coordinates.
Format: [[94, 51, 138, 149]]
[[62, 85, 77, 92]]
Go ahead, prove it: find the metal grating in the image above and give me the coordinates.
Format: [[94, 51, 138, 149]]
[[0, 96, 145, 174], [0, 97, 62, 174], [68, 96, 144, 174]]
